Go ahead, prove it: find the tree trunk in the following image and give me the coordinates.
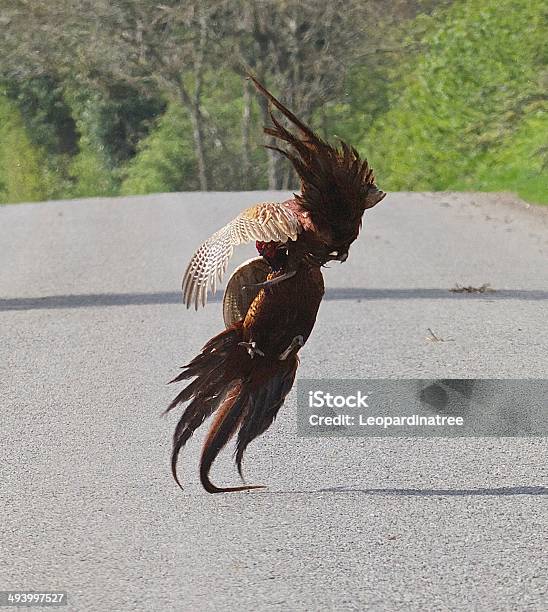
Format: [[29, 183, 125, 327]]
[[267, 148, 280, 190], [190, 105, 209, 191], [191, 7, 209, 191], [241, 77, 251, 189], [281, 161, 292, 190], [258, 98, 281, 189]]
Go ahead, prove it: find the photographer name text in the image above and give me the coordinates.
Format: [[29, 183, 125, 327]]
[[307, 390, 464, 428]]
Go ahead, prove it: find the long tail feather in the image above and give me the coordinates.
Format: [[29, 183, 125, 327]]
[[167, 321, 299, 493], [248, 74, 319, 142], [166, 324, 244, 490], [170, 391, 226, 490], [199, 383, 266, 493], [235, 356, 299, 479]]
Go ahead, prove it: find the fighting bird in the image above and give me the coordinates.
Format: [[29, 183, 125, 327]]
[[166, 76, 386, 493]]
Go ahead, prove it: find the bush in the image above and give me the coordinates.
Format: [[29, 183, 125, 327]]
[[120, 103, 198, 195], [364, 0, 547, 203], [63, 89, 120, 198], [0, 94, 52, 203]]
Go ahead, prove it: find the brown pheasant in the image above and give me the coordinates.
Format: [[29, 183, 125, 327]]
[[166, 76, 385, 493]]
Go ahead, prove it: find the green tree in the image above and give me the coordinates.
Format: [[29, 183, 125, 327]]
[[365, 0, 547, 202]]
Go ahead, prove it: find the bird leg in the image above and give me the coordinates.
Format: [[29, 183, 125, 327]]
[[279, 335, 304, 360], [243, 270, 296, 291], [238, 340, 265, 359]]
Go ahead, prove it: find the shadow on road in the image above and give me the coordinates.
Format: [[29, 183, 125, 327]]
[[315, 485, 547, 496], [2, 288, 547, 311]]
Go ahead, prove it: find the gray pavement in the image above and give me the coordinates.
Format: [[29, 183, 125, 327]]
[[1, 191, 547, 611]]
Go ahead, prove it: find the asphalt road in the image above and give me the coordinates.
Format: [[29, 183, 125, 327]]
[[1, 191, 547, 611]]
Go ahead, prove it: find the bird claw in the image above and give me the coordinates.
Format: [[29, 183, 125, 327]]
[[238, 341, 265, 359], [279, 335, 304, 360]]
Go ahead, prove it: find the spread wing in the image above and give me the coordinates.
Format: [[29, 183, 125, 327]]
[[182, 202, 301, 309]]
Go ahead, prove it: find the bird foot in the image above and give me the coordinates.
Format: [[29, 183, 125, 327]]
[[243, 270, 296, 292], [279, 335, 304, 360], [238, 341, 265, 359]]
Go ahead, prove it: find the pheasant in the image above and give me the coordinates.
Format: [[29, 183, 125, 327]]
[[166, 76, 385, 492]]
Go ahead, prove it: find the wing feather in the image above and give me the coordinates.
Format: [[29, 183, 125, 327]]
[[182, 202, 301, 309]]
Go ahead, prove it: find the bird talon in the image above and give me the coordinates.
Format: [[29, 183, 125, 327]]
[[238, 341, 265, 358], [279, 335, 304, 360]]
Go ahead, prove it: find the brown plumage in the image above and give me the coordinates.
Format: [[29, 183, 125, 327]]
[[168, 258, 324, 492], [167, 76, 385, 492], [181, 76, 385, 310]]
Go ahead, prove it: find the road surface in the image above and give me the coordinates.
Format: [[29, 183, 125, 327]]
[[1, 192, 547, 611]]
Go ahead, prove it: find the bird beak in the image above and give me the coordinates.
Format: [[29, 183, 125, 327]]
[[328, 250, 348, 263]]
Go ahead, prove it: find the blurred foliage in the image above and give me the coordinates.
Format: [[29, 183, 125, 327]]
[[364, 0, 547, 203], [0, 0, 546, 204], [0, 94, 56, 203], [2, 76, 77, 156], [460, 112, 548, 205], [121, 71, 269, 193], [120, 103, 197, 194], [62, 85, 164, 197]]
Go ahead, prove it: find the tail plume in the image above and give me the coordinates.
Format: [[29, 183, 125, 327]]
[[248, 74, 386, 218], [235, 358, 298, 479], [199, 382, 264, 493], [167, 323, 299, 493]]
